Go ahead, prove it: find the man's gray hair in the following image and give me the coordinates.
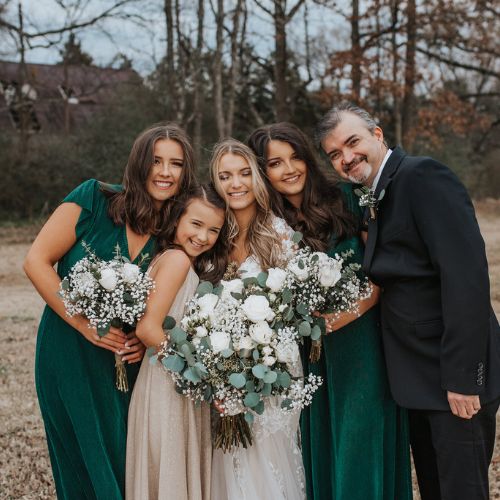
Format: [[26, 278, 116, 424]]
[[316, 102, 379, 147]]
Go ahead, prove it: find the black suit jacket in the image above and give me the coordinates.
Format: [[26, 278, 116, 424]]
[[363, 147, 500, 410]]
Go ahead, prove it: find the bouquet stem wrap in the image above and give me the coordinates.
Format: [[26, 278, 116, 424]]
[[114, 353, 129, 392], [214, 414, 252, 452], [309, 338, 322, 363]]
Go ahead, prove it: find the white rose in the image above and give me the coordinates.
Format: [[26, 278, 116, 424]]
[[241, 295, 274, 323], [249, 321, 273, 345], [262, 345, 273, 356], [195, 326, 208, 338], [209, 331, 231, 353], [99, 268, 118, 291], [289, 262, 309, 281], [198, 293, 219, 317], [122, 263, 140, 283], [220, 279, 244, 301], [275, 341, 300, 364], [266, 268, 287, 292], [192, 337, 201, 348], [234, 335, 255, 351], [318, 263, 342, 288], [262, 355, 276, 367]]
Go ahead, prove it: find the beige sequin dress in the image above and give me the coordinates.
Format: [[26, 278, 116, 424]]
[[126, 265, 212, 500]]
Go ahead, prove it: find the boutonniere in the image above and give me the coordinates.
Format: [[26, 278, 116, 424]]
[[354, 186, 386, 221]]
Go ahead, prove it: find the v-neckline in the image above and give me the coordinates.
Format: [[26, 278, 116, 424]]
[[121, 225, 153, 264]]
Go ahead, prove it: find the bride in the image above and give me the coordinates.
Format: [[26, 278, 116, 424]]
[[209, 138, 305, 500]]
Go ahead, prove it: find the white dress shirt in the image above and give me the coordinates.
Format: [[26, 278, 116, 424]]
[[371, 148, 392, 191]]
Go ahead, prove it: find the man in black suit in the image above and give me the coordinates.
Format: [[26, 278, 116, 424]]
[[317, 102, 500, 500]]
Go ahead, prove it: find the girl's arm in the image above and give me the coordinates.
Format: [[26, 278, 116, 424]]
[[24, 203, 126, 353], [318, 282, 381, 333], [135, 250, 191, 347]]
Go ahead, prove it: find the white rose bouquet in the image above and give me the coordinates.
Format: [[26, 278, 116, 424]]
[[59, 242, 154, 391], [151, 277, 323, 451]]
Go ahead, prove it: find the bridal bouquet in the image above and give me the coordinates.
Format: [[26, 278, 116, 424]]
[[60, 242, 154, 391], [151, 276, 323, 451]]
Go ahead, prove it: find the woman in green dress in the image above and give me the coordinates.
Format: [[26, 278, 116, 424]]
[[248, 123, 412, 500], [24, 123, 197, 500]]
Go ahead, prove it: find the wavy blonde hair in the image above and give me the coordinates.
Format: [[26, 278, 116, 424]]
[[209, 138, 284, 271]]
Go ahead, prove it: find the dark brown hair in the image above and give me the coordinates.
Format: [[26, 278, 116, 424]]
[[104, 122, 197, 236], [247, 122, 357, 251], [157, 184, 230, 283]]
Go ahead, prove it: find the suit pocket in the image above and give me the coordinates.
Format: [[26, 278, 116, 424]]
[[415, 320, 443, 339]]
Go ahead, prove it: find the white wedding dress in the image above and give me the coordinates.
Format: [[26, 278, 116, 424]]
[[211, 217, 306, 500]]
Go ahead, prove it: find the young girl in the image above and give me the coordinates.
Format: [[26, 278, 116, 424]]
[[24, 123, 197, 500], [248, 122, 412, 500], [209, 139, 305, 500], [126, 184, 229, 500]]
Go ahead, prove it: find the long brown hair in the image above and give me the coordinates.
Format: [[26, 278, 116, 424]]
[[105, 122, 197, 236], [209, 138, 284, 271], [157, 184, 230, 283], [247, 122, 357, 251]]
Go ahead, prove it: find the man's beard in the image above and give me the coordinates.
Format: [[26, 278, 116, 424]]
[[343, 156, 372, 185]]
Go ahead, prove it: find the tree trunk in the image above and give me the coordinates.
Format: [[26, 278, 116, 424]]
[[274, 0, 288, 121], [164, 0, 176, 117], [402, 0, 416, 150], [213, 0, 225, 138], [351, 0, 362, 103], [391, 0, 402, 145], [192, 0, 204, 164]]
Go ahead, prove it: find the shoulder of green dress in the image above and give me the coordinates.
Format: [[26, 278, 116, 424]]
[[97, 181, 123, 194]]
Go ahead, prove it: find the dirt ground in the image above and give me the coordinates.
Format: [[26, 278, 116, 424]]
[[1, 201, 499, 499]]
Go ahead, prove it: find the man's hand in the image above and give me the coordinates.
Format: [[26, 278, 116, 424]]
[[447, 391, 481, 419]]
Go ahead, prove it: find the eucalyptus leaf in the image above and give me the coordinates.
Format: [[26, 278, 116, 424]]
[[296, 303, 309, 316], [244, 392, 260, 408], [244, 412, 255, 424], [162, 354, 185, 373], [281, 398, 293, 410], [212, 285, 223, 296], [284, 306, 294, 321], [60, 278, 70, 291], [148, 353, 158, 365], [245, 380, 255, 392], [252, 364, 267, 379], [170, 327, 187, 344], [163, 316, 176, 330], [298, 259, 304, 270], [195, 362, 208, 377], [231, 292, 243, 300], [243, 277, 258, 287], [278, 371, 291, 388], [229, 372, 247, 389], [254, 400, 265, 415], [257, 272, 268, 288], [292, 231, 303, 244], [221, 348, 234, 358], [203, 385, 213, 402], [184, 367, 202, 384], [146, 346, 157, 359], [299, 321, 312, 337], [263, 370, 278, 384], [261, 382, 272, 396], [181, 343, 196, 366], [196, 281, 213, 297], [252, 349, 260, 361], [311, 324, 322, 341], [282, 288, 292, 304]]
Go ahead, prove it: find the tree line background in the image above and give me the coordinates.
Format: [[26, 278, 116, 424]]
[[1, 0, 499, 219]]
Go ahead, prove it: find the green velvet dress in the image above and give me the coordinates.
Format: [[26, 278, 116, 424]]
[[35, 179, 155, 500], [300, 184, 412, 500]]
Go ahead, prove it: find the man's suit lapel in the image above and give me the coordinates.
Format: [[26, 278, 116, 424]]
[[363, 147, 407, 272]]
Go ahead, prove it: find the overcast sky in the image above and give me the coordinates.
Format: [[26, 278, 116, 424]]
[[3, 0, 349, 76]]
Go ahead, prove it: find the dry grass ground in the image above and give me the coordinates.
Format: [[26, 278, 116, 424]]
[[1, 202, 499, 499]]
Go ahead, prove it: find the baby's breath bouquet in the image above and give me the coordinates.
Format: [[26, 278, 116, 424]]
[[152, 275, 323, 452], [283, 241, 372, 361], [59, 242, 154, 392]]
